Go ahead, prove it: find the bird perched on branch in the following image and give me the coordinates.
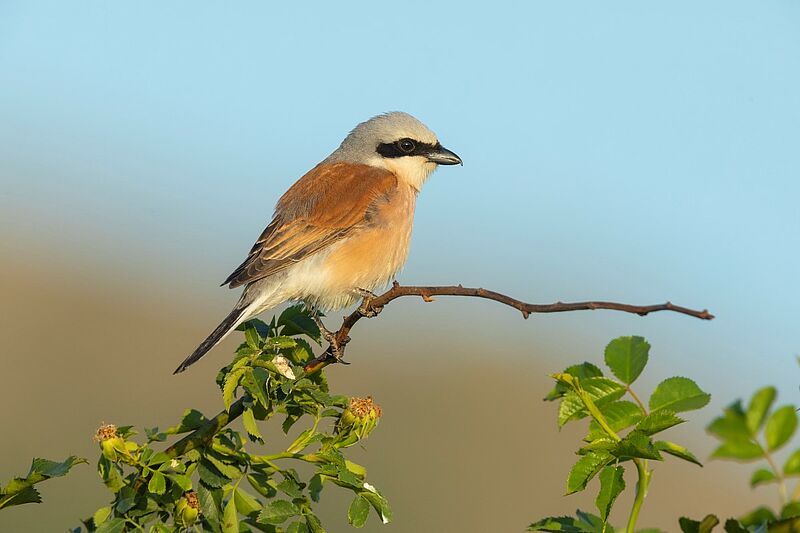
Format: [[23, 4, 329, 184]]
[[174, 112, 462, 373]]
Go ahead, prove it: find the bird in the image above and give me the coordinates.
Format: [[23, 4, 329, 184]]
[[174, 112, 462, 373]]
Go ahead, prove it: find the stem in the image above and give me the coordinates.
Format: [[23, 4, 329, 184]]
[[250, 452, 323, 464], [626, 386, 648, 415], [762, 445, 788, 506], [581, 394, 621, 442], [625, 459, 650, 533]]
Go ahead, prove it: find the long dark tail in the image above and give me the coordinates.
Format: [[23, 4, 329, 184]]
[[174, 307, 247, 374]]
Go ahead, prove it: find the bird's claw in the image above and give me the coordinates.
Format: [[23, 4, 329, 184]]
[[354, 288, 382, 317], [311, 312, 348, 363]]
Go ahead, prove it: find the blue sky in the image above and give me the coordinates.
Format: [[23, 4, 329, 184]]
[[1, 1, 799, 399]]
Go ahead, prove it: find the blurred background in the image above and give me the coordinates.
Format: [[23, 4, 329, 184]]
[[1, 1, 799, 531]]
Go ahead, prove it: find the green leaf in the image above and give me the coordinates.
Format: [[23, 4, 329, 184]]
[[29, 456, 86, 478], [649, 377, 710, 413], [559, 378, 626, 426], [242, 407, 264, 443], [654, 441, 702, 466], [277, 477, 303, 499], [707, 402, 750, 441], [198, 460, 229, 488], [737, 506, 776, 528], [257, 499, 299, 525], [97, 456, 124, 493], [267, 335, 298, 352], [95, 518, 127, 533], [361, 488, 393, 525], [711, 440, 763, 461], [579, 438, 617, 454], [345, 460, 367, 478], [223, 368, 246, 411], [234, 487, 262, 517], [278, 305, 321, 342], [242, 368, 270, 411], [575, 511, 605, 531], [291, 337, 316, 364], [247, 473, 277, 499], [348, 495, 371, 528], [0, 486, 40, 509], [305, 513, 327, 533], [544, 362, 603, 401], [243, 322, 261, 349], [604, 336, 650, 384], [222, 496, 239, 533], [167, 473, 192, 491], [0, 456, 87, 510], [114, 486, 137, 513], [587, 401, 644, 441], [147, 452, 170, 467], [197, 483, 223, 525], [722, 518, 750, 533], [287, 522, 310, 533], [0, 455, 86, 509], [204, 454, 243, 480], [613, 431, 662, 460], [582, 378, 627, 407], [148, 471, 166, 495], [336, 463, 361, 488], [239, 317, 271, 338], [559, 393, 590, 426], [678, 514, 720, 533], [636, 410, 685, 436], [596, 465, 625, 522], [782, 501, 800, 519], [165, 408, 208, 434], [746, 387, 777, 434], [527, 516, 596, 532], [566, 451, 613, 494], [309, 474, 323, 502], [750, 468, 777, 487], [784, 449, 800, 475], [93, 506, 112, 526], [765, 405, 798, 451], [287, 428, 315, 454]]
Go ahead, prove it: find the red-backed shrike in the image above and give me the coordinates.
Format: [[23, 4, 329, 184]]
[[174, 112, 461, 373]]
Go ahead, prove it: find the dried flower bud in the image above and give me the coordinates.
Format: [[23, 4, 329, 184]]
[[176, 491, 201, 526], [336, 396, 382, 448], [94, 423, 125, 461]]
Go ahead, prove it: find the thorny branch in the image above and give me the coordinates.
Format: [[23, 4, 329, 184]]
[[167, 282, 713, 457]]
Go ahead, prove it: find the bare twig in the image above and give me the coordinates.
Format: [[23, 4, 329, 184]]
[[303, 282, 714, 373], [168, 282, 713, 457]]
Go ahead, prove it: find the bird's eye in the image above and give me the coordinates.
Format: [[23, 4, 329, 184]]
[[397, 138, 416, 153]]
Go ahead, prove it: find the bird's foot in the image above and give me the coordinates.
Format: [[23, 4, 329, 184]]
[[354, 288, 382, 317], [310, 312, 348, 363]]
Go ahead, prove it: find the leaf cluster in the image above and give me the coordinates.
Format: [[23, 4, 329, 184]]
[[75, 305, 390, 533], [678, 512, 800, 533], [530, 336, 710, 533], [704, 386, 800, 529], [0, 456, 86, 510]]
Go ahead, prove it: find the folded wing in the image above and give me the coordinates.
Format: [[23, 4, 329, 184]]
[[223, 162, 398, 288]]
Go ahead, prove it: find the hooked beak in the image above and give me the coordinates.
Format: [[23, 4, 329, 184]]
[[425, 144, 463, 166]]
